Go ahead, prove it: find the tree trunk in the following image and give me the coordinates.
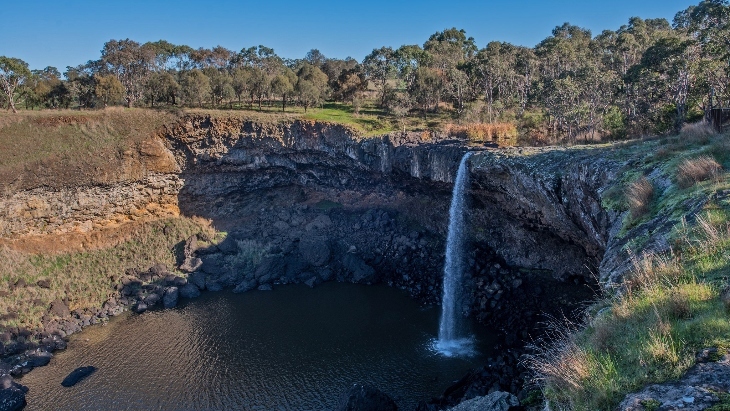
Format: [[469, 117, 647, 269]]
[[282, 95, 286, 112]]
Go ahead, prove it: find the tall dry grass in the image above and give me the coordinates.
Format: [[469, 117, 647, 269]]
[[444, 122, 518, 146], [626, 177, 654, 218], [678, 121, 717, 144], [676, 155, 722, 188]]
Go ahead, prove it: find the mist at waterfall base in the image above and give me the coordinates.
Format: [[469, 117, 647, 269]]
[[20, 283, 495, 410], [435, 152, 476, 358]]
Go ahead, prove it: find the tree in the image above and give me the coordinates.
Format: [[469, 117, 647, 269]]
[[270, 68, 296, 111], [231, 67, 251, 106], [100, 39, 156, 107], [95, 74, 124, 107], [0, 56, 31, 113], [64, 64, 96, 109], [181, 69, 210, 107], [363, 47, 396, 107], [145, 71, 179, 106], [296, 63, 328, 112], [204, 68, 233, 107]]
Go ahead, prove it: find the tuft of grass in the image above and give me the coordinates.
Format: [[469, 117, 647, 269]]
[[626, 177, 654, 219], [678, 121, 717, 145], [676, 155, 722, 189]]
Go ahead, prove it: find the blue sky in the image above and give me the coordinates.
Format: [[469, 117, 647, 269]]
[[4, 0, 697, 71]]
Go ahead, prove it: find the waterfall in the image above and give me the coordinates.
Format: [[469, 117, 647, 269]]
[[435, 152, 474, 357]]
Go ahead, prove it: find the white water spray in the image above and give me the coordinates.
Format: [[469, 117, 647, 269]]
[[435, 152, 474, 357]]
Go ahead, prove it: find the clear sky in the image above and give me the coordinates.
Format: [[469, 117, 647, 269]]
[[3, 0, 698, 71]]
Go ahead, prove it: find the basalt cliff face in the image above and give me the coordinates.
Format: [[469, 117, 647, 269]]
[[1, 115, 629, 312]]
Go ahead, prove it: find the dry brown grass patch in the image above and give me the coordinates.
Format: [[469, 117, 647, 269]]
[[678, 121, 717, 144], [626, 177, 654, 219], [444, 122, 518, 146], [676, 155, 722, 188]]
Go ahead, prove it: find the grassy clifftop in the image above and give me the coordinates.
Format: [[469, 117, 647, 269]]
[[530, 124, 730, 410]]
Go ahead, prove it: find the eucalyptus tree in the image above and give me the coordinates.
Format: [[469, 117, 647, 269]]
[[100, 39, 156, 107], [0, 56, 31, 113], [181, 69, 210, 107], [64, 64, 96, 109], [363, 47, 396, 107], [145, 71, 180, 106], [95, 74, 124, 107], [25, 66, 61, 109], [231, 67, 252, 106], [296, 63, 328, 112], [270, 68, 296, 111], [627, 34, 699, 133], [423, 28, 477, 116], [674, 0, 730, 112]]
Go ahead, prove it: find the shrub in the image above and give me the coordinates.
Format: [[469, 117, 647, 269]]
[[626, 177, 654, 219], [676, 155, 722, 188]]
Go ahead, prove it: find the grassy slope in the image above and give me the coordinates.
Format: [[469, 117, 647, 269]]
[[0, 217, 218, 330], [0, 108, 179, 191], [532, 126, 730, 410]]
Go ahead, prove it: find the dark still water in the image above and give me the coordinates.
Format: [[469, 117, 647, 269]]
[[20, 283, 496, 410]]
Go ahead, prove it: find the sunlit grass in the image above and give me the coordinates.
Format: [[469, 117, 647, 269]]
[[532, 130, 730, 410]]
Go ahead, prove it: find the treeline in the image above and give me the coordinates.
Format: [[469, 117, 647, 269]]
[[1, 0, 730, 142]]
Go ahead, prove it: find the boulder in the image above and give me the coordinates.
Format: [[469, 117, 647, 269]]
[[162, 287, 179, 308], [132, 301, 148, 314], [298, 234, 330, 267], [48, 299, 70, 318], [144, 293, 161, 307], [200, 254, 225, 274], [257, 284, 273, 291], [179, 257, 203, 273], [254, 256, 286, 282], [27, 350, 53, 367], [36, 279, 51, 289], [206, 277, 223, 292], [233, 279, 257, 294], [183, 235, 198, 258], [446, 392, 519, 411], [0, 375, 27, 411], [335, 384, 398, 411], [188, 272, 206, 290], [149, 263, 169, 277], [179, 283, 200, 299], [61, 366, 96, 387], [343, 254, 376, 283]]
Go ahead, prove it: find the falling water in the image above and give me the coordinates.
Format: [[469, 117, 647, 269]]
[[435, 152, 474, 357]]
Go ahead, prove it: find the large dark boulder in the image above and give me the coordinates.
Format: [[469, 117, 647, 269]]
[[233, 279, 257, 293], [179, 283, 201, 299], [0, 375, 27, 411], [61, 366, 96, 387], [335, 384, 398, 411], [188, 272, 206, 290], [298, 234, 330, 267], [162, 287, 179, 308], [343, 253, 376, 283], [254, 256, 286, 283]]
